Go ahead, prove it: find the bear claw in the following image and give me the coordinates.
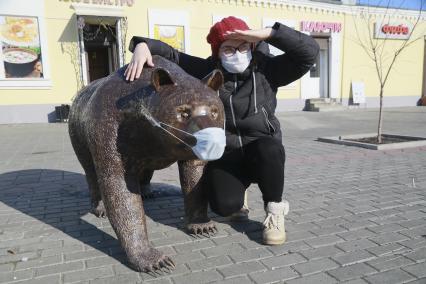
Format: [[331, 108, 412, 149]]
[[91, 200, 107, 218], [129, 247, 175, 274], [187, 220, 218, 238]]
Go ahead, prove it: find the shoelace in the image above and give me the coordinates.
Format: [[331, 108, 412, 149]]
[[263, 213, 281, 230]]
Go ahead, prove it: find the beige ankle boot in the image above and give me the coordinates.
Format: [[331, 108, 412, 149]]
[[229, 191, 249, 222], [263, 200, 289, 245]]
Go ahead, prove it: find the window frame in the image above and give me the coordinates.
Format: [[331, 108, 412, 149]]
[[0, 0, 51, 89]]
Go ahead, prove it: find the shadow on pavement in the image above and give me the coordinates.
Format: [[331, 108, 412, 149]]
[[0, 169, 263, 271]]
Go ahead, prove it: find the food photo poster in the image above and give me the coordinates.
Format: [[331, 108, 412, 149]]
[[0, 15, 43, 78]]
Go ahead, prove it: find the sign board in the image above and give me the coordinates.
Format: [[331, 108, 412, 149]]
[[351, 81, 366, 104], [301, 21, 342, 33], [148, 9, 190, 53], [374, 22, 413, 40]]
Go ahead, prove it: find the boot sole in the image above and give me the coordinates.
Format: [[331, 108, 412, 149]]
[[264, 239, 286, 245], [263, 236, 286, 246]]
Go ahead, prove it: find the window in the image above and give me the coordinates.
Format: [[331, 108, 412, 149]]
[[153, 25, 185, 52], [148, 9, 190, 53], [0, 15, 44, 79], [0, 0, 51, 89]]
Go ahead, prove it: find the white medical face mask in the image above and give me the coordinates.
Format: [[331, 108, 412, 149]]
[[153, 120, 226, 161], [136, 108, 226, 161], [191, 127, 226, 161], [220, 50, 252, 74]]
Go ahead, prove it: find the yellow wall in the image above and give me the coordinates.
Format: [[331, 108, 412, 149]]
[[0, 0, 424, 106], [341, 13, 425, 101]]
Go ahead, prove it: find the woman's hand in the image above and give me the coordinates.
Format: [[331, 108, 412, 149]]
[[124, 42, 154, 81], [223, 28, 274, 43]]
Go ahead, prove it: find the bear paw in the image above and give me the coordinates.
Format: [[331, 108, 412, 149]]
[[91, 200, 107, 218], [130, 247, 175, 273], [187, 220, 218, 237]]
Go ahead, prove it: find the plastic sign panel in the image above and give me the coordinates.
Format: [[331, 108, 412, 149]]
[[149, 9, 190, 53], [352, 81, 366, 104], [301, 21, 342, 33], [374, 22, 413, 40], [154, 25, 185, 52], [0, 15, 43, 78]]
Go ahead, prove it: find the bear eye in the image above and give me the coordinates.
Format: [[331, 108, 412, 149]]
[[211, 106, 218, 120], [176, 105, 192, 121], [181, 111, 190, 119]]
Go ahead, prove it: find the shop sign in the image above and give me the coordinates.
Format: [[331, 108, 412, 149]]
[[301, 21, 342, 33], [0, 16, 44, 79], [148, 10, 190, 53], [375, 22, 412, 40], [59, 0, 134, 7], [351, 82, 366, 104]]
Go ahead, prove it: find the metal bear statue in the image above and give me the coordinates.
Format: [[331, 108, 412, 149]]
[[68, 55, 224, 272]]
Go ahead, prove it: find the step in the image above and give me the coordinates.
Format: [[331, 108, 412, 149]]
[[317, 106, 347, 112], [310, 102, 341, 107], [306, 98, 338, 104], [305, 102, 347, 112]]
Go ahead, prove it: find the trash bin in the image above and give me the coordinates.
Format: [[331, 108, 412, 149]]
[[55, 104, 70, 122]]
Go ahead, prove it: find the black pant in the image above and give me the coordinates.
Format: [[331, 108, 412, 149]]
[[204, 137, 285, 217]]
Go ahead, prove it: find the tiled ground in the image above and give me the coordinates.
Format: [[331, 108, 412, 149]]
[[0, 107, 425, 283]]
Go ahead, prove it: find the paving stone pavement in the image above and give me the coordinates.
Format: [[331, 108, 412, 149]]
[[0, 107, 425, 284]]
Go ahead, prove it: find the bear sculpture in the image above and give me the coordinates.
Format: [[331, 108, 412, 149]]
[[68, 55, 225, 272]]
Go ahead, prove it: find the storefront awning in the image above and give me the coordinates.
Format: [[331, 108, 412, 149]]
[[71, 3, 125, 18]]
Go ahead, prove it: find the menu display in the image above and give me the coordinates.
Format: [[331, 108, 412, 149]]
[[0, 16, 43, 78], [153, 25, 185, 52]]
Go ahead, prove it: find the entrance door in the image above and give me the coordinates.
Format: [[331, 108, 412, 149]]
[[302, 37, 330, 99], [80, 21, 119, 83], [87, 47, 109, 82], [318, 43, 329, 98]]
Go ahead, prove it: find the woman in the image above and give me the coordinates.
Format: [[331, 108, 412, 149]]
[[125, 17, 319, 245]]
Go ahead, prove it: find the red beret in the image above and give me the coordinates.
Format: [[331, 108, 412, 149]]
[[206, 16, 250, 58]]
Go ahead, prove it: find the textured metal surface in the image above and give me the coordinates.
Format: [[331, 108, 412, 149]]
[[67, 55, 224, 272]]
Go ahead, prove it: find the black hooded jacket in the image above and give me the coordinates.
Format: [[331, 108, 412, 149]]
[[129, 22, 319, 151]]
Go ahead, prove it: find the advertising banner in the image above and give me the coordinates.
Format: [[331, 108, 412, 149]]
[[153, 25, 185, 52], [0, 16, 43, 78], [374, 22, 413, 40]]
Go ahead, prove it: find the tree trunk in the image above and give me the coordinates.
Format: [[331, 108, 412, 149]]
[[377, 88, 384, 144]]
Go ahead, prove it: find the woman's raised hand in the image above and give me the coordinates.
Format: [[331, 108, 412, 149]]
[[124, 42, 154, 81], [223, 28, 274, 43]]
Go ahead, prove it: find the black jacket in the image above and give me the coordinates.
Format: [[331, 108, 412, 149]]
[[129, 22, 319, 151]]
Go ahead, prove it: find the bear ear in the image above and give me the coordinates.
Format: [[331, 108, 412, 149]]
[[151, 68, 176, 92], [202, 69, 224, 92]]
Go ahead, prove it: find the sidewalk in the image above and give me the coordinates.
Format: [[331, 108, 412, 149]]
[[0, 107, 425, 284]]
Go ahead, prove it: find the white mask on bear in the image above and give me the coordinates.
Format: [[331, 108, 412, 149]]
[[221, 50, 252, 74], [191, 127, 226, 161]]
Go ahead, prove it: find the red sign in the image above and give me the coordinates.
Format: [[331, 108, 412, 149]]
[[301, 21, 342, 33], [375, 22, 413, 39], [381, 24, 410, 35]]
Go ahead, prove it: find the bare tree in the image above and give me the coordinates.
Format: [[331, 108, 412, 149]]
[[351, 0, 425, 143]]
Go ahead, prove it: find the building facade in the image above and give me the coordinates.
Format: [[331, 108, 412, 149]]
[[0, 0, 425, 123]]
